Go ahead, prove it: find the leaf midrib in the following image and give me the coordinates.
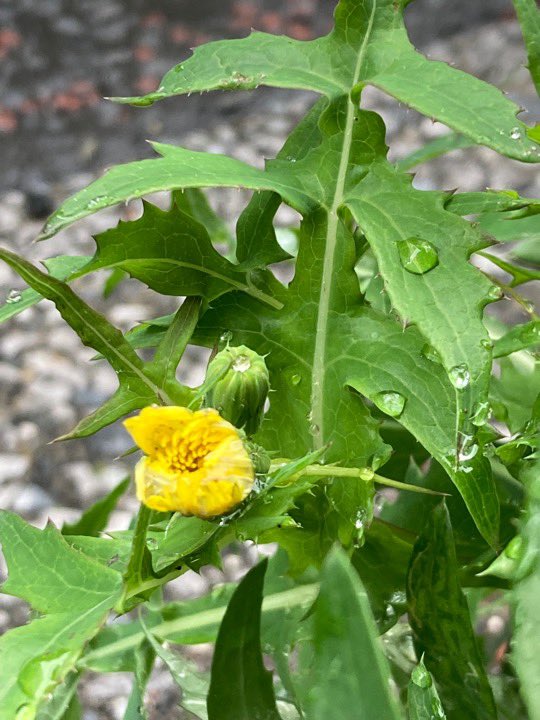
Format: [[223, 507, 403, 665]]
[[310, 0, 378, 450]]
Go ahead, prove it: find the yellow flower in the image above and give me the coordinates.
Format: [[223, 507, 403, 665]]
[[124, 406, 255, 518]]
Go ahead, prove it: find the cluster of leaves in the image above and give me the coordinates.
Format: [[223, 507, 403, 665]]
[[0, 0, 539, 718]]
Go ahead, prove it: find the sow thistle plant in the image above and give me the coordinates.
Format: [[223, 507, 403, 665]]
[[0, 0, 539, 718]]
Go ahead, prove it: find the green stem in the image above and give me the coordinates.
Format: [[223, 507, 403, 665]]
[[270, 462, 448, 497], [122, 503, 152, 604], [80, 583, 318, 669]]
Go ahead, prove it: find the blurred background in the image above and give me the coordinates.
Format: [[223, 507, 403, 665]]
[[0, 1, 539, 717]]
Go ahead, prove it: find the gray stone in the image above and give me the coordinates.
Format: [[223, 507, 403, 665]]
[[0, 453, 31, 483], [10, 483, 52, 515]]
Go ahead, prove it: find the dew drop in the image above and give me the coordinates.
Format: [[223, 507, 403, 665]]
[[396, 237, 439, 275], [448, 364, 470, 390], [373, 391, 406, 418], [232, 354, 251, 373], [355, 508, 368, 531], [487, 285, 503, 300], [480, 338, 493, 350], [219, 330, 233, 344], [510, 127, 521, 140], [421, 343, 441, 364], [86, 195, 108, 209], [6, 289, 22, 304], [291, 373, 301, 386], [471, 401, 491, 427], [411, 663, 432, 689], [309, 423, 320, 435]]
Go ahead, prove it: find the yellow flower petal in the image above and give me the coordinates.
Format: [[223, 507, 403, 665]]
[[128, 406, 255, 517], [124, 405, 193, 455]]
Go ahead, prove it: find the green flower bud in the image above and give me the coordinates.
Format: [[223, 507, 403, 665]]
[[205, 345, 270, 436]]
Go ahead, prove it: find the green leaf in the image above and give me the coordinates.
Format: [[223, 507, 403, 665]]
[[300, 547, 401, 720], [145, 296, 202, 386], [348, 162, 493, 405], [493, 321, 540, 358], [207, 559, 281, 720], [0, 511, 122, 720], [123, 643, 154, 720], [446, 190, 540, 217], [152, 515, 217, 572], [513, 0, 540, 94], [406, 503, 497, 720], [141, 618, 208, 719], [80, 581, 318, 671], [84, 199, 283, 309], [407, 660, 447, 720], [0, 255, 90, 325], [395, 133, 475, 172], [35, 673, 80, 720], [235, 99, 326, 269], [174, 187, 235, 255], [39, 1, 540, 241], [491, 352, 540, 433], [511, 451, 540, 719], [352, 520, 411, 632], [62, 477, 130, 537], [38, 142, 312, 240], [0, 248, 192, 439], [479, 250, 540, 287], [111, 0, 539, 163]]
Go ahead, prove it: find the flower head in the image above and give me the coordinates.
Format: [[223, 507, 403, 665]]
[[124, 406, 254, 518]]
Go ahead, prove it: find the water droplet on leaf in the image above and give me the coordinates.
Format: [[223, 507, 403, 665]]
[[411, 663, 432, 689], [6, 289, 22, 304], [397, 237, 439, 275], [291, 373, 301, 386], [480, 338, 493, 350], [487, 285, 503, 300], [449, 364, 470, 390], [373, 391, 406, 418], [219, 330, 233, 344], [422, 343, 441, 364], [510, 127, 522, 140]]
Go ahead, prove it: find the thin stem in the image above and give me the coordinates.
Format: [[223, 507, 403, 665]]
[[81, 583, 318, 669], [122, 503, 152, 605], [270, 462, 448, 496]]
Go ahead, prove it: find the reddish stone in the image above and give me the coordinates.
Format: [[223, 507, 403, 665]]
[[19, 98, 39, 114], [169, 24, 191, 45], [0, 108, 17, 133], [259, 12, 282, 33], [141, 12, 166, 28], [289, 22, 313, 40], [133, 75, 159, 94], [133, 45, 155, 62], [0, 28, 22, 51], [194, 32, 212, 46], [52, 93, 83, 112], [231, 1, 257, 29]]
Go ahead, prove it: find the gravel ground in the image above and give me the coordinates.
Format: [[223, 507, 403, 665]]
[[0, 16, 539, 719]]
